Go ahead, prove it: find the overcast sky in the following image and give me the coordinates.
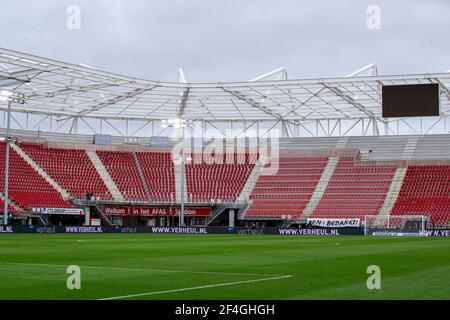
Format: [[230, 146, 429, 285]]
[[0, 0, 449, 83]]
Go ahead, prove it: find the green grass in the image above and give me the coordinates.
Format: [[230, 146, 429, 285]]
[[0, 234, 449, 300]]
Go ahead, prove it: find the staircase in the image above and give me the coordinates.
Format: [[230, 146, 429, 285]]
[[173, 155, 184, 203], [205, 202, 229, 226], [86, 151, 124, 202], [237, 157, 265, 202], [28, 214, 46, 226], [133, 152, 152, 201], [335, 137, 349, 149], [92, 205, 114, 226], [10, 143, 71, 200], [401, 137, 419, 160], [279, 219, 294, 228], [300, 157, 339, 219], [39, 214, 52, 225], [379, 167, 407, 215]]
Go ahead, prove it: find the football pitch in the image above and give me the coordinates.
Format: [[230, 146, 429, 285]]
[[0, 234, 449, 300]]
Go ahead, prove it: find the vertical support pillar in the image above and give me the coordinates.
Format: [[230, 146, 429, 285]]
[[73, 117, 79, 134], [364, 215, 367, 236], [84, 207, 90, 226], [281, 121, 288, 138], [373, 117, 379, 136], [3, 100, 11, 225], [229, 209, 235, 228], [180, 126, 185, 227]]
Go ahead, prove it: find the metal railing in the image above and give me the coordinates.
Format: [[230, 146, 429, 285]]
[[205, 203, 230, 226]]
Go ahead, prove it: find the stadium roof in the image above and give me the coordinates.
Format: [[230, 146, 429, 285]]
[[1, 47, 450, 124]]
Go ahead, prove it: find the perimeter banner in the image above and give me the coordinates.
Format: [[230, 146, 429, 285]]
[[31, 208, 85, 215], [306, 218, 360, 228], [101, 206, 129, 215], [172, 207, 211, 217], [0, 225, 366, 235], [99, 206, 210, 217], [130, 207, 170, 216]]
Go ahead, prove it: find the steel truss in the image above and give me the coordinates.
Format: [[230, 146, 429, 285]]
[[1, 48, 450, 138]]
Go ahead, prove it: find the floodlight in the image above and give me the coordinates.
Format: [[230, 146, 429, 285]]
[[0, 90, 13, 101], [162, 118, 187, 129]]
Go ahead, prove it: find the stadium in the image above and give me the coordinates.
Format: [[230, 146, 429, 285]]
[[1, 2, 450, 305], [0, 47, 449, 301]]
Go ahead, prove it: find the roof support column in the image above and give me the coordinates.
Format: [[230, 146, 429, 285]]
[[281, 120, 289, 138], [71, 117, 79, 134], [373, 117, 379, 136]]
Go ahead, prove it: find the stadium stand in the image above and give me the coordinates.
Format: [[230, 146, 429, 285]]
[[391, 165, 450, 226], [136, 151, 175, 202], [185, 152, 256, 203], [0, 136, 448, 229], [243, 157, 328, 219], [311, 157, 397, 218], [96, 150, 148, 201], [0, 142, 72, 209], [18, 142, 111, 200]]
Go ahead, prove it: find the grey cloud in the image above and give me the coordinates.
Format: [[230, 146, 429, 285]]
[[0, 0, 449, 82]]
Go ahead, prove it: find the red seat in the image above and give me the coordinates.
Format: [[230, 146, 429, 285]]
[[311, 157, 396, 219], [19, 142, 111, 200], [185, 153, 256, 203], [391, 165, 450, 227], [244, 157, 328, 219], [0, 142, 72, 210], [97, 150, 148, 201], [136, 152, 175, 202]]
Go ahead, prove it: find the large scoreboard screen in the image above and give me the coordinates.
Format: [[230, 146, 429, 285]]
[[382, 83, 440, 118]]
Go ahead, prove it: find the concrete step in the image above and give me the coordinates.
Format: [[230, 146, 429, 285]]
[[400, 137, 419, 160], [379, 167, 407, 215], [86, 151, 124, 202], [237, 157, 265, 202], [133, 152, 152, 201], [173, 155, 184, 203], [301, 157, 339, 218]]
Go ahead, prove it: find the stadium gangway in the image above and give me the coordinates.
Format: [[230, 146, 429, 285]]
[[205, 203, 230, 226], [205, 201, 246, 226], [91, 205, 114, 227], [27, 214, 46, 226]]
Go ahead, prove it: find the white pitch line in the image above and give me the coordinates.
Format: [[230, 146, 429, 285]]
[[0, 261, 288, 277], [98, 275, 293, 300]]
